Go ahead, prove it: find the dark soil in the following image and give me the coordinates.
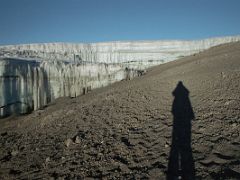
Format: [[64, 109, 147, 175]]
[[0, 42, 240, 179]]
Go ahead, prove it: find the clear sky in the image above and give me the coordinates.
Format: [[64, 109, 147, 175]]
[[0, 0, 240, 45]]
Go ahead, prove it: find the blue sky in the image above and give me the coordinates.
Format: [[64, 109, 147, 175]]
[[0, 0, 240, 45]]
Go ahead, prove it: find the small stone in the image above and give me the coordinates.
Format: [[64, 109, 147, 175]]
[[74, 136, 81, 144], [65, 138, 73, 147], [232, 123, 237, 128], [221, 72, 226, 78], [46, 157, 51, 163], [165, 144, 169, 148], [11, 150, 19, 156]]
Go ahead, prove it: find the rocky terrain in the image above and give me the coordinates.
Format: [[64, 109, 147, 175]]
[[0, 42, 240, 179]]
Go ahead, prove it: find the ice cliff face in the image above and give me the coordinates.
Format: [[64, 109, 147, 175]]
[[0, 59, 135, 117], [1, 36, 240, 66], [0, 36, 240, 117]]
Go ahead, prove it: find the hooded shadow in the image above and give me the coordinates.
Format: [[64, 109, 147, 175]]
[[167, 81, 195, 180]]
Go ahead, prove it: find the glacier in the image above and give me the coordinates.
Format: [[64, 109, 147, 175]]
[[0, 35, 240, 117]]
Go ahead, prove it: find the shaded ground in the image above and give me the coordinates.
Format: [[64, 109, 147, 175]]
[[0, 42, 240, 179]]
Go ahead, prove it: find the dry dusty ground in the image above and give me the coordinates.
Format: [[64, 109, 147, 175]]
[[0, 42, 240, 179]]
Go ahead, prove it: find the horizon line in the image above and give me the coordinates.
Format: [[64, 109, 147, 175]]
[[1, 34, 240, 46]]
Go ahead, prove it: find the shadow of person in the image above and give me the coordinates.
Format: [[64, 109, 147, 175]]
[[167, 81, 195, 180]]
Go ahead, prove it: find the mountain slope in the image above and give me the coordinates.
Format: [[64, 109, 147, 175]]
[[0, 42, 240, 179]]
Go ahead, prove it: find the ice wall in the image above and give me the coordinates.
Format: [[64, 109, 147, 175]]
[[0, 58, 139, 117], [1, 36, 240, 66], [0, 36, 240, 117]]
